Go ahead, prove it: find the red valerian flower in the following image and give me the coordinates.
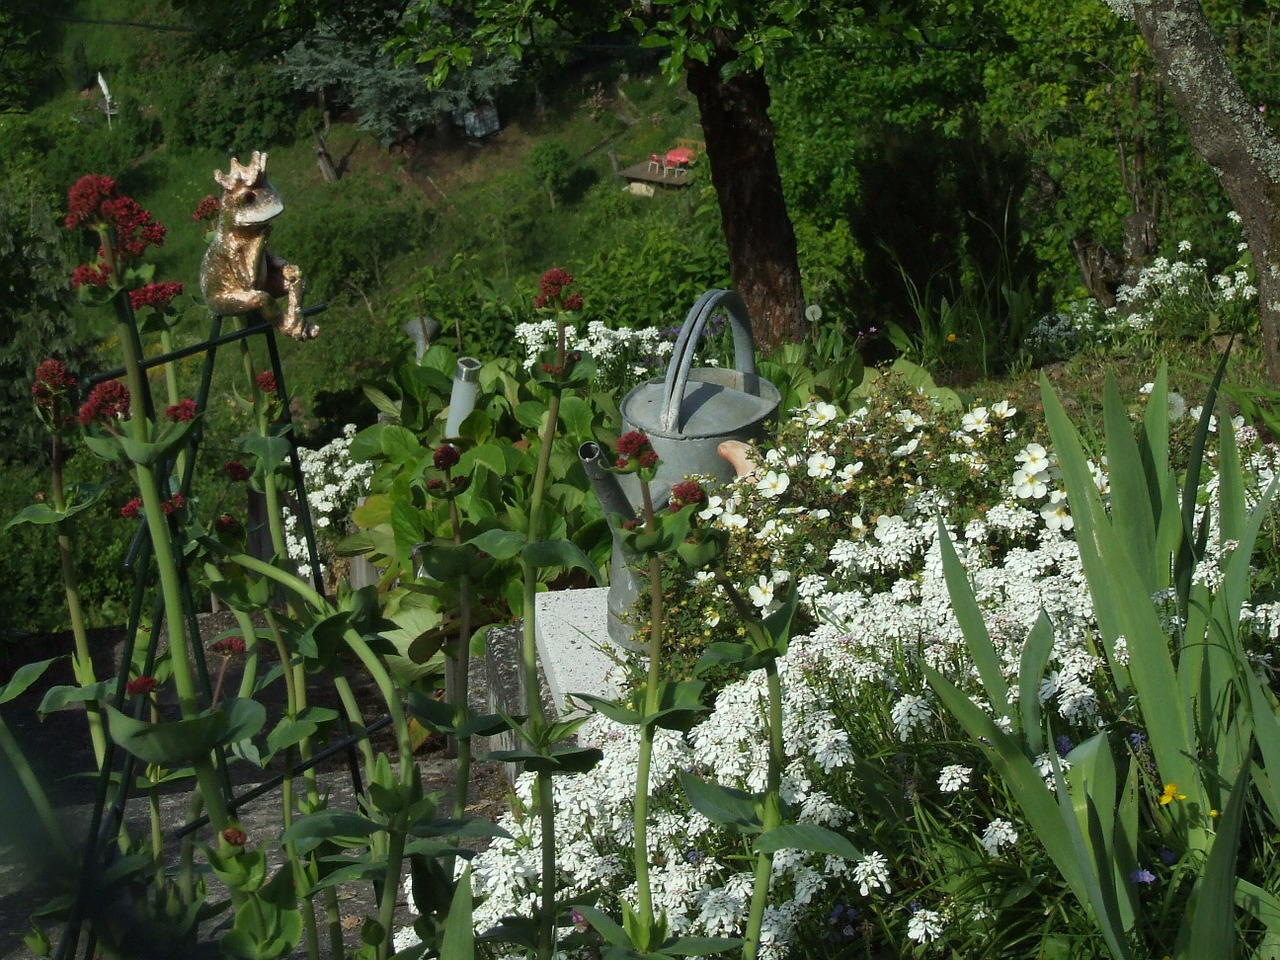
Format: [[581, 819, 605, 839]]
[[79, 380, 131, 426], [65, 174, 118, 229], [533, 266, 583, 310], [120, 497, 143, 520], [130, 281, 183, 312], [211, 636, 246, 655], [125, 675, 157, 696], [161, 492, 185, 515], [221, 827, 247, 847], [31, 360, 77, 409], [165, 398, 198, 423], [99, 196, 166, 259], [669, 479, 707, 511], [223, 460, 251, 482], [70, 262, 113, 289], [615, 430, 659, 471], [255, 371, 277, 394], [433, 444, 461, 471], [192, 194, 221, 221], [215, 513, 241, 533]]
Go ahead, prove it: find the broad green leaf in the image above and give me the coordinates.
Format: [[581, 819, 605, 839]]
[[104, 698, 264, 766], [753, 823, 862, 860], [523, 539, 602, 583], [1018, 613, 1055, 758], [1, 658, 62, 706], [1183, 761, 1250, 960], [938, 518, 1009, 719], [678, 771, 762, 834], [468, 528, 525, 560], [1103, 374, 1156, 591], [440, 867, 476, 960], [280, 810, 383, 855], [38, 678, 114, 715]]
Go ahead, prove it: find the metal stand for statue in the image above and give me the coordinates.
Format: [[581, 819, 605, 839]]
[[58, 153, 374, 960]]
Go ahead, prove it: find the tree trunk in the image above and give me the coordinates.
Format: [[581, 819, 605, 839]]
[[685, 31, 806, 349], [1132, 0, 1280, 381]]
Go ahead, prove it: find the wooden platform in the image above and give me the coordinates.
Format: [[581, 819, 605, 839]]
[[618, 160, 692, 187]]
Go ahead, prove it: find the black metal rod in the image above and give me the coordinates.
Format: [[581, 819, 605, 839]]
[[172, 715, 392, 839]]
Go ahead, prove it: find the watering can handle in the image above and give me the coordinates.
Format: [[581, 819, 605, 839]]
[[660, 289, 758, 433]]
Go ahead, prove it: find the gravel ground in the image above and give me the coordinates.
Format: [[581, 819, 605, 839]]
[[0, 613, 511, 960]]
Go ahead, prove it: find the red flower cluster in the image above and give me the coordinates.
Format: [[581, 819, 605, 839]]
[[192, 194, 221, 221], [165, 398, 198, 423], [100, 195, 166, 260], [120, 497, 143, 520], [433, 444, 461, 471], [534, 266, 584, 310], [615, 430, 659, 471], [31, 360, 77, 409], [212, 636, 246, 655], [65, 174, 118, 229], [65, 174, 167, 280], [78, 380, 130, 426], [223, 460, 251, 482], [70, 262, 113, 290], [125, 675, 157, 696], [161, 492, 185, 515], [130, 281, 183, 312], [668, 479, 707, 511], [221, 827, 248, 847], [215, 513, 241, 533], [255, 371, 277, 394]]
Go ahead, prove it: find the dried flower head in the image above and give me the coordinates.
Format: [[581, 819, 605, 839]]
[[255, 371, 277, 394], [223, 460, 251, 483]]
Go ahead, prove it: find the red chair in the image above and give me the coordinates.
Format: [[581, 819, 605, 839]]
[[648, 153, 662, 173]]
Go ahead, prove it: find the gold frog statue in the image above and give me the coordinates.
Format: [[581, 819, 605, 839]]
[[199, 151, 317, 339]]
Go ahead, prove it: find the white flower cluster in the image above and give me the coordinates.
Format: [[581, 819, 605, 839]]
[[397, 377, 1276, 955], [282, 424, 373, 571], [515, 318, 674, 391]]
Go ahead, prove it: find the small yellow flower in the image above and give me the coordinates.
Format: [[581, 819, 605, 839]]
[[1210, 808, 1220, 818], [946, 333, 957, 343], [1159, 782, 1187, 806]]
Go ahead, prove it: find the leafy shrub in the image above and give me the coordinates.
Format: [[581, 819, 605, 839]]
[[270, 171, 431, 302], [153, 55, 299, 153]]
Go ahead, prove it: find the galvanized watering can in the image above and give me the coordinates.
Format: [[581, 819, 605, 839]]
[[581, 288, 781, 645]]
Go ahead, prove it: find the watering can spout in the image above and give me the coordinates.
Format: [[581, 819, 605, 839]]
[[579, 441, 636, 533]]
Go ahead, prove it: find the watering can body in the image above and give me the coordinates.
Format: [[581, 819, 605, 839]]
[[583, 289, 781, 646]]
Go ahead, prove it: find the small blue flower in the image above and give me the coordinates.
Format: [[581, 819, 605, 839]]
[[1130, 866, 1157, 884], [1055, 735, 1074, 756], [1129, 731, 1148, 750], [1158, 847, 1178, 865]]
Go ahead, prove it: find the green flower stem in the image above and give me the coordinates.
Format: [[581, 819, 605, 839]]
[[158, 328, 189, 481], [265, 608, 324, 960], [114, 295, 230, 850], [0, 714, 75, 871], [633, 476, 663, 930], [526, 381, 562, 960], [449, 498, 473, 824], [741, 660, 784, 960], [376, 812, 409, 960], [49, 431, 105, 768]]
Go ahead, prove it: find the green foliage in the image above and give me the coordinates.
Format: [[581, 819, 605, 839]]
[[0, 172, 102, 465], [0, 454, 135, 636], [269, 170, 431, 301], [524, 141, 574, 210], [151, 54, 299, 153]]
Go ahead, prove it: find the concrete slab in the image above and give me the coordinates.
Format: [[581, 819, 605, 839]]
[[533, 588, 623, 713]]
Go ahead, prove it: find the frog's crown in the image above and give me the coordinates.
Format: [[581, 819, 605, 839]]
[[214, 151, 269, 192]]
